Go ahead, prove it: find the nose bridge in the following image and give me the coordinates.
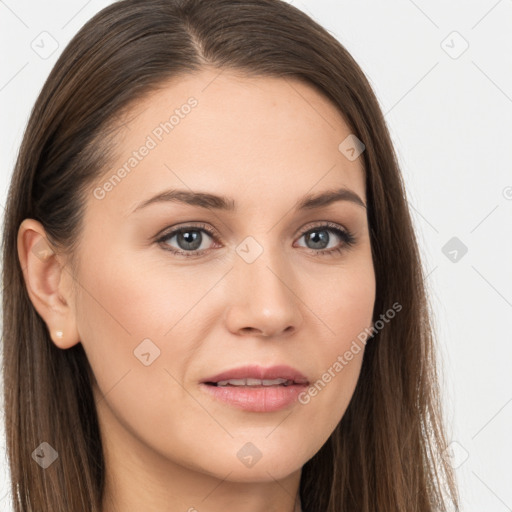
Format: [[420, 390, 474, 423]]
[[226, 231, 304, 336], [235, 232, 289, 293]]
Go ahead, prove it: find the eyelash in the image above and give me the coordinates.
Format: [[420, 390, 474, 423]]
[[155, 221, 356, 259]]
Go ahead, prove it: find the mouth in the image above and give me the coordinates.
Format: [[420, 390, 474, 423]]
[[201, 364, 309, 386], [199, 365, 310, 412], [204, 378, 304, 387]]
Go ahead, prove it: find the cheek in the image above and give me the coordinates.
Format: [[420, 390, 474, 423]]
[[299, 259, 375, 427], [74, 251, 205, 457], [74, 246, 225, 405], [73, 249, 178, 399], [76, 246, 189, 341], [313, 253, 376, 344]]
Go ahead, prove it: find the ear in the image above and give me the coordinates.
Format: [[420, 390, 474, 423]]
[[17, 218, 80, 349]]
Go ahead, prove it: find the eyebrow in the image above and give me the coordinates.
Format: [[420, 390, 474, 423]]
[[131, 186, 366, 213]]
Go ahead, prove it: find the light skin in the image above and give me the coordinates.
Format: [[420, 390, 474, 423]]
[[18, 68, 376, 512]]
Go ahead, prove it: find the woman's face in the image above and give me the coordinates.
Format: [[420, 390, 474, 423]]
[[67, 69, 375, 487]]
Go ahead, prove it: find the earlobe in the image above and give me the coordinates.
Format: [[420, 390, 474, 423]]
[[17, 219, 81, 349]]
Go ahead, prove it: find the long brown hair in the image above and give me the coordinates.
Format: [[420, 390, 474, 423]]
[[1, 0, 460, 510]]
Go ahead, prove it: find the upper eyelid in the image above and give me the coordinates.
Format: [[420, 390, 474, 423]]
[[156, 220, 349, 240]]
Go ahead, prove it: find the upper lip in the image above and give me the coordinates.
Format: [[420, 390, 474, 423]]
[[201, 364, 309, 385]]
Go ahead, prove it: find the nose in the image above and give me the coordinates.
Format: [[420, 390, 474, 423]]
[[223, 246, 304, 338]]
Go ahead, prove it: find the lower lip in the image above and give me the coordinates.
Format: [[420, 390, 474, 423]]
[[199, 383, 308, 412]]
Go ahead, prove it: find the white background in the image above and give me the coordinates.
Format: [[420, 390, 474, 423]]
[[1, 1, 511, 510]]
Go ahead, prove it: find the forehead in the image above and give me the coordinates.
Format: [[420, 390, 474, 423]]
[[89, 68, 366, 218]]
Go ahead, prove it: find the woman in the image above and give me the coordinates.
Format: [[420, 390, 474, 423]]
[[2, 0, 460, 510]]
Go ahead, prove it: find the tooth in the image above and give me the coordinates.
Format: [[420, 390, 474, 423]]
[[228, 379, 247, 386], [262, 378, 287, 386], [215, 377, 291, 387], [216, 379, 247, 386]]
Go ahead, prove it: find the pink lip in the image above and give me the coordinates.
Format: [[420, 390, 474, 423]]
[[201, 364, 309, 385], [199, 364, 309, 413]]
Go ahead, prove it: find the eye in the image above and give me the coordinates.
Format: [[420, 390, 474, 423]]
[[155, 221, 356, 258], [156, 222, 218, 257], [294, 221, 356, 257]]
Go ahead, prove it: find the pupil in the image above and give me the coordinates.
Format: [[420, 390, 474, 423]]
[[178, 230, 201, 251], [307, 230, 328, 249]]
